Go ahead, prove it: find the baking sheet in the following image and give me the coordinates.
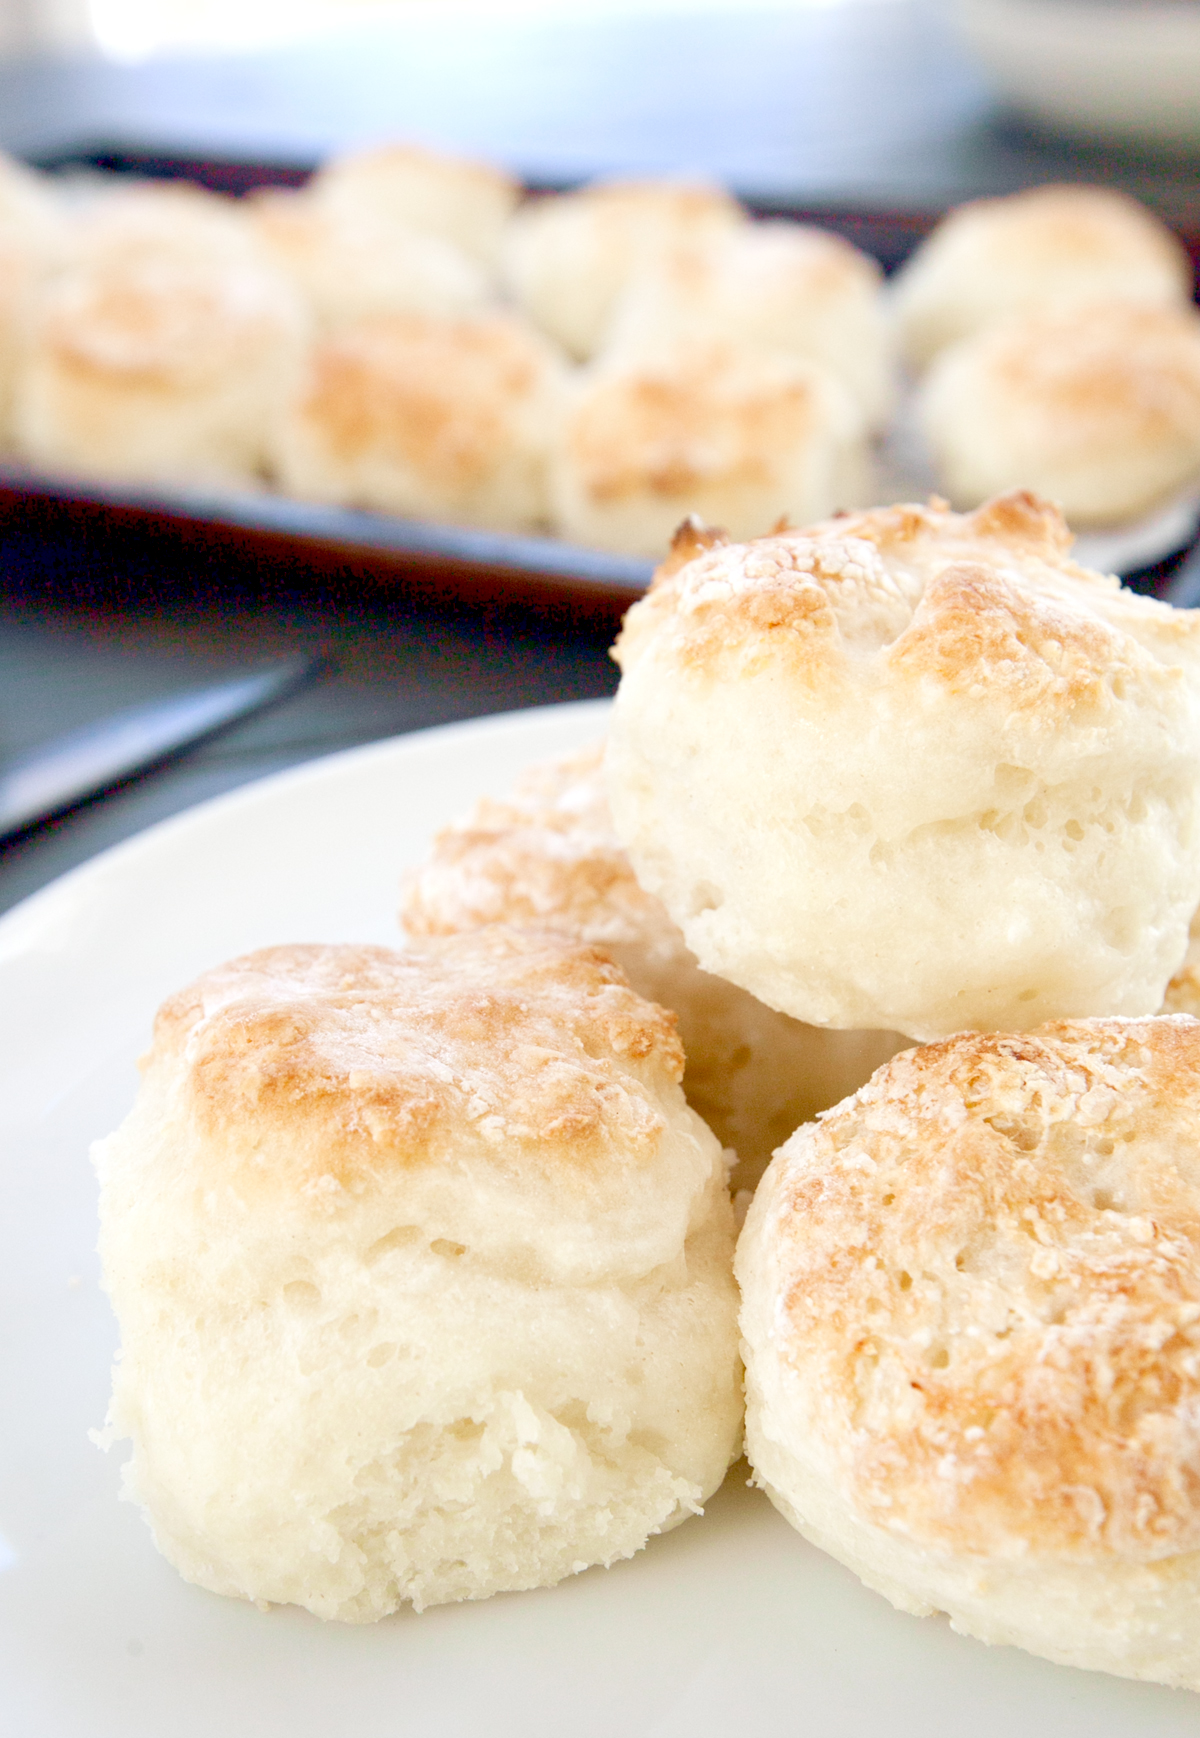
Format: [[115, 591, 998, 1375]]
[[8, 148, 1200, 611]]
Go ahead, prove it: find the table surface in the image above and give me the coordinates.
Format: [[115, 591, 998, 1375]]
[[2, 0, 1199, 918]]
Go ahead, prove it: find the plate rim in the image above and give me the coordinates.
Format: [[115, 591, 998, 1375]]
[[0, 696, 614, 958]]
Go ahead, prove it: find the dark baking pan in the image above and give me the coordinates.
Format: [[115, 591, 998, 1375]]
[[0, 462, 656, 623], [10, 145, 1200, 617]]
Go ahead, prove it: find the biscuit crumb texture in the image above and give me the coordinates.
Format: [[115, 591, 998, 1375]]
[[93, 931, 742, 1620], [738, 1016, 1200, 1689], [609, 492, 1200, 1038]]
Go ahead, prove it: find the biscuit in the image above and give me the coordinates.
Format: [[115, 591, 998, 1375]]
[[400, 740, 907, 1190], [550, 341, 867, 556], [0, 149, 60, 227], [0, 153, 64, 444], [502, 177, 746, 361], [608, 491, 1200, 1039], [605, 221, 895, 429], [918, 300, 1200, 526], [738, 1016, 1200, 1690], [93, 930, 742, 1621], [14, 234, 307, 486], [68, 178, 260, 269], [311, 141, 520, 268], [892, 183, 1193, 370], [272, 309, 565, 531], [250, 185, 492, 330]]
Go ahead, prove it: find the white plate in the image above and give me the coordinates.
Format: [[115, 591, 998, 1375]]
[[1, 699, 1196, 1737]]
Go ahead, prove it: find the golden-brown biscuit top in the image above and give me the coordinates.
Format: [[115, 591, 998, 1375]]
[[292, 311, 555, 487], [613, 490, 1200, 714], [937, 300, 1200, 441], [762, 1016, 1200, 1562], [71, 182, 257, 270], [538, 176, 743, 230], [150, 930, 682, 1189], [566, 343, 842, 505], [925, 183, 1190, 288], [892, 183, 1194, 370], [40, 256, 295, 386], [314, 141, 519, 212], [401, 743, 663, 949]]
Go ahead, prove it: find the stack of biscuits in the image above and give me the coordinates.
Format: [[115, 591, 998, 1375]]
[[5, 144, 1195, 550], [95, 485, 1200, 1700]]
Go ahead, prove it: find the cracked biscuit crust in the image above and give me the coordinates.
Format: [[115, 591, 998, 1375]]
[[614, 490, 1197, 686]]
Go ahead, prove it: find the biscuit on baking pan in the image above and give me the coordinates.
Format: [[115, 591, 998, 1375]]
[[0, 148, 63, 251], [917, 301, 1200, 526], [892, 183, 1193, 370], [607, 491, 1200, 1039], [273, 309, 564, 531], [311, 141, 520, 268], [502, 177, 746, 361], [69, 178, 260, 268], [249, 185, 492, 330], [13, 238, 307, 486], [0, 153, 64, 443], [400, 738, 907, 1191], [604, 221, 896, 429], [737, 1016, 1200, 1691], [0, 148, 60, 223], [550, 341, 867, 556], [93, 930, 742, 1621]]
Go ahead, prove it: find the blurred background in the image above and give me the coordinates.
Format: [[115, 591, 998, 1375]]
[[2, 0, 1199, 914]]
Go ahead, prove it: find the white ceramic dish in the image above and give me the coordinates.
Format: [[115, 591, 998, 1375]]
[[950, 0, 1200, 152], [1, 698, 1197, 1737]]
